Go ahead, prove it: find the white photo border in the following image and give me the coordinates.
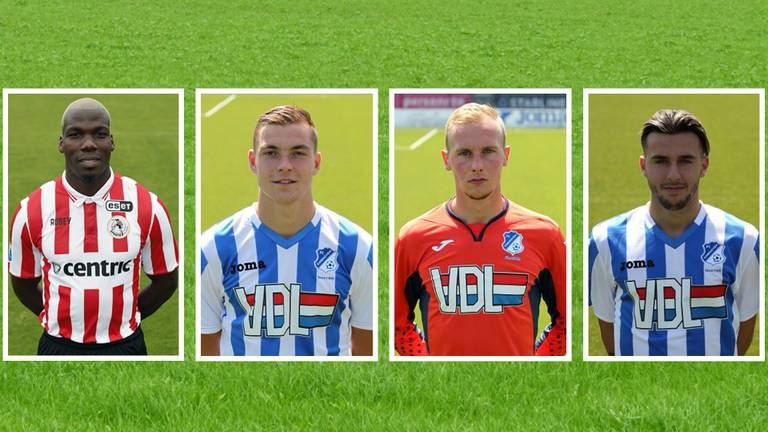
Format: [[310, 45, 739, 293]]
[[194, 88, 379, 362], [388, 88, 573, 362], [2, 88, 186, 362], [582, 88, 766, 362]]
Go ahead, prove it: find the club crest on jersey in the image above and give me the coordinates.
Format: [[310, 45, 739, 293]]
[[314, 248, 338, 273], [108, 215, 129, 239], [234, 283, 339, 337], [625, 277, 728, 330], [701, 242, 726, 266], [502, 231, 524, 259], [429, 265, 529, 314]]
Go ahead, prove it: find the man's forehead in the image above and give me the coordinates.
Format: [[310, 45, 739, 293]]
[[644, 132, 702, 156], [259, 123, 314, 145], [63, 109, 111, 129], [449, 119, 503, 149]]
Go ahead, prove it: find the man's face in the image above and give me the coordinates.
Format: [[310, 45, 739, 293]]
[[248, 122, 320, 205], [442, 118, 509, 201], [59, 109, 113, 180], [640, 132, 709, 211]]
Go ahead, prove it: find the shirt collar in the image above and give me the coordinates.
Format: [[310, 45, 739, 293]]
[[61, 168, 115, 207]]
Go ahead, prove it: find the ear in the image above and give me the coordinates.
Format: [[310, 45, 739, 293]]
[[639, 155, 647, 177], [109, 136, 115, 151], [700, 155, 709, 177], [313, 151, 322, 176], [248, 149, 258, 174], [58, 137, 64, 153], [502, 145, 510, 167], [441, 149, 451, 171]]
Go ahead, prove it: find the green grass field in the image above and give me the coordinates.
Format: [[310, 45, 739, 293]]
[[1, 0, 768, 429], [200, 93, 373, 233], [394, 126, 567, 339], [587, 93, 761, 356], [6, 93, 180, 356]]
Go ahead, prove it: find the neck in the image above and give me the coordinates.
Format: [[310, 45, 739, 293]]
[[256, 195, 316, 238], [648, 198, 701, 239], [65, 168, 111, 196], [450, 191, 505, 224]]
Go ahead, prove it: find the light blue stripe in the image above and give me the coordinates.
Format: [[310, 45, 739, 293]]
[[213, 219, 244, 356], [299, 315, 334, 328], [493, 294, 524, 306], [684, 218, 706, 355], [645, 227, 667, 356], [255, 226, 281, 356], [606, 217, 632, 356], [691, 307, 727, 320], [720, 215, 744, 355], [587, 235, 598, 306], [295, 224, 320, 356], [201, 250, 208, 274]]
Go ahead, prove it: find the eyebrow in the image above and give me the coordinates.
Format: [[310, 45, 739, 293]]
[[260, 144, 311, 151]]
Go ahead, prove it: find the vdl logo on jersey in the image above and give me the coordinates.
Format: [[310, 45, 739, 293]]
[[502, 230, 524, 260], [625, 277, 728, 330], [429, 265, 529, 314], [233, 283, 339, 337]]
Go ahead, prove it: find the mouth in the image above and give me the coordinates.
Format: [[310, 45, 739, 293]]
[[272, 179, 297, 185], [662, 184, 687, 193], [78, 157, 102, 167], [468, 178, 487, 185]]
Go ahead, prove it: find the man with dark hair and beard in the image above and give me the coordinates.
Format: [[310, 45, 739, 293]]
[[589, 109, 759, 357]]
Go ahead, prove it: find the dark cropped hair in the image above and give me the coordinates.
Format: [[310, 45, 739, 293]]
[[641, 109, 709, 156], [253, 105, 318, 151]]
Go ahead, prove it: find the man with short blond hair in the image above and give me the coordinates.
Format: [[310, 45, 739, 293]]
[[200, 105, 373, 357], [394, 102, 567, 356]]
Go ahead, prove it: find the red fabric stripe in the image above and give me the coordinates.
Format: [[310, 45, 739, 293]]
[[83, 203, 99, 253], [636, 287, 678, 300], [83, 289, 99, 343], [300, 293, 339, 307], [27, 188, 43, 250], [41, 258, 51, 331], [9, 203, 21, 239], [109, 174, 129, 253], [129, 256, 141, 330], [19, 223, 36, 278], [440, 274, 449, 286], [109, 285, 125, 342], [149, 215, 168, 273], [54, 177, 70, 254], [691, 284, 727, 298], [494, 272, 529, 286], [57, 285, 72, 339]]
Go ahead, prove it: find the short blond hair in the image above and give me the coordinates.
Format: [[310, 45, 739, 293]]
[[444, 103, 506, 149]]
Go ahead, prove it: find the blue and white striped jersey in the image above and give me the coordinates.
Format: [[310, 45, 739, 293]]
[[200, 204, 373, 356], [589, 203, 759, 356]]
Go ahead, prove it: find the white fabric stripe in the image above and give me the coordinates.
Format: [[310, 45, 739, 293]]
[[347, 215, 374, 333], [152, 193, 179, 271], [691, 297, 726, 308], [200, 221, 225, 334], [96, 203, 112, 256], [625, 208, 649, 356], [277, 243, 298, 356], [732, 211, 759, 321], [494, 284, 527, 295], [313, 211, 341, 356], [299, 305, 335, 316], [38, 182, 57, 258], [95, 286, 113, 343], [47, 283, 61, 337], [590, 222, 616, 323], [665, 244, 686, 356], [339, 295, 352, 356], [703, 206, 726, 355], [69, 285, 85, 343]]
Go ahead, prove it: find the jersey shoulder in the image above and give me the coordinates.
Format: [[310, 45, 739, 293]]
[[316, 204, 372, 243], [590, 205, 646, 244], [397, 203, 453, 242], [200, 206, 254, 261], [504, 200, 564, 242]]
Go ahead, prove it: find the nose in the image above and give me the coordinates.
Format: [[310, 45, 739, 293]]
[[277, 154, 292, 171], [81, 133, 98, 151], [666, 162, 682, 181], [470, 153, 483, 171]]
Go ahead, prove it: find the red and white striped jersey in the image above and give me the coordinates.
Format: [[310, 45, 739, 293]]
[[9, 170, 178, 344]]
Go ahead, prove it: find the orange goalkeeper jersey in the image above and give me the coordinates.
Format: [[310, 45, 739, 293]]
[[394, 199, 566, 356]]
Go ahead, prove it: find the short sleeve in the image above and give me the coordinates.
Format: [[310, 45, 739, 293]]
[[589, 224, 617, 323], [349, 233, 374, 330], [200, 243, 225, 334], [9, 199, 42, 279], [732, 227, 759, 321], [141, 193, 179, 275]]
